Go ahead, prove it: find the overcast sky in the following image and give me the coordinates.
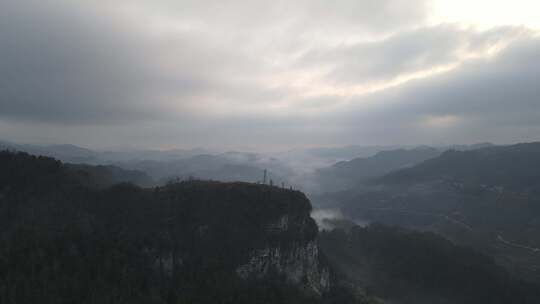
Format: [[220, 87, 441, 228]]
[[1, 0, 539, 151]]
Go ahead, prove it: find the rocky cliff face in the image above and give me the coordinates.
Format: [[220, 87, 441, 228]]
[[155, 181, 331, 295], [236, 215, 330, 295], [237, 240, 330, 294]]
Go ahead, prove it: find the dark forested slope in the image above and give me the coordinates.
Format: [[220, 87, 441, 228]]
[[0, 151, 367, 304], [319, 224, 540, 304]]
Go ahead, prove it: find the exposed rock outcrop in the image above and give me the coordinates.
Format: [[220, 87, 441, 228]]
[[157, 181, 331, 295], [237, 240, 330, 295]]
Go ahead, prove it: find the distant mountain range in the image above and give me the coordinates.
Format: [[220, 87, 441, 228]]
[[0, 140, 291, 187], [316, 142, 540, 284], [118, 154, 290, 186], [313, 147, 441, 193], [0, 139, 497, 193], [378, 142, 540, 192], [0, 140, 209, 164], [312, 143, 494, 193]]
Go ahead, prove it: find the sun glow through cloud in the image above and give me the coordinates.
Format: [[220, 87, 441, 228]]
[[430, 0, 540, 29]]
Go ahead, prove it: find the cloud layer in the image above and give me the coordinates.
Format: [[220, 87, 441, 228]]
[[0, 0, 538, 149]]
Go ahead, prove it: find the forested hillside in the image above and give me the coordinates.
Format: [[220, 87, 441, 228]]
[[320, 225, 540, 304], [379, 142, 540, 192], [0, 151, 371, 304], [320, 142, 540, 285], [4, 150, 540, 304]]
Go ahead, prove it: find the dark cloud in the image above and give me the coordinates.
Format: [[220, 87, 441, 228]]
[[0, 0, 237, 124], [329, 35, 540, 145], [0, 1, 154, 123]]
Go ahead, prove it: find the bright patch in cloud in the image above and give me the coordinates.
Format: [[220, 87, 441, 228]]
[[430, 0, 540, 29]]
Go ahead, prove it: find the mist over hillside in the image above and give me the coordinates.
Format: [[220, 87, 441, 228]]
[[0, 139, 496, 193]]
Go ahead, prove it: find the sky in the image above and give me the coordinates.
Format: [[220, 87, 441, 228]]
[[1, 0, 539, 151]]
